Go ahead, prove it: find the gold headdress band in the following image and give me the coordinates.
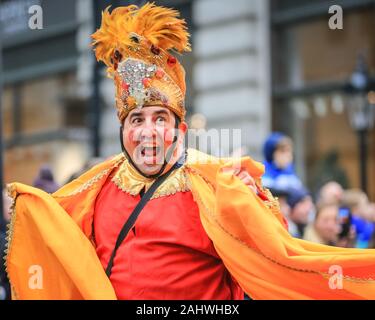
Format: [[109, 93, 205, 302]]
[[91, 3, 191, 122]]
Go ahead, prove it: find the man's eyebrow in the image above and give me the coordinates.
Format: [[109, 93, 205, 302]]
[[153, 110, 170, 116], [129, 112, 143, 119]]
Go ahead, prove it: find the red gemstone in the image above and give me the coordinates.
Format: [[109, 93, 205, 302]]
[[167, 56, 177, 67], [122, 82, 129, 91]]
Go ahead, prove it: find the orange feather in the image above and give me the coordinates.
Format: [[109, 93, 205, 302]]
[[91, 2, 191, 75]]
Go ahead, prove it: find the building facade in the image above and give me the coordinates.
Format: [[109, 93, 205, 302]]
[[271, 0, 375, 199], [1, 0, 92, 185]]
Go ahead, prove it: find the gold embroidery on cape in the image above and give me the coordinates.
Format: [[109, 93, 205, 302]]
[[53, 154, 125, 198], [112, 158, 191, 199], [4, 183, 19, 300], [259, 184, 282, 214]]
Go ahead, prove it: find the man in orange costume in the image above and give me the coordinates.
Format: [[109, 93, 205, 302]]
[[4, 3, 375, 300]]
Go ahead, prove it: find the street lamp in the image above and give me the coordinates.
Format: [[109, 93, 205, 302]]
[[345, 54, 375, 194]]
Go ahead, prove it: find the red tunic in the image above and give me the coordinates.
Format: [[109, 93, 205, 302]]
[[93, 176, 244, 300]]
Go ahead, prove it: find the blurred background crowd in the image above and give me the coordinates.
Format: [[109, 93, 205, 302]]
[[0, 0, 375, 300], [261, 132, 375, 249]]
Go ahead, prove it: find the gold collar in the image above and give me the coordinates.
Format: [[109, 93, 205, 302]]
[[111, 157, 191, 200]]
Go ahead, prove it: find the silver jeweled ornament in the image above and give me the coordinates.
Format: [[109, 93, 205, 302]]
[[118, 58, 157, 109]]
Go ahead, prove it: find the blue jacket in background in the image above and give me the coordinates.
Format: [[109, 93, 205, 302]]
[[351, 215, 375, 248], [262, 132, 303, 192]]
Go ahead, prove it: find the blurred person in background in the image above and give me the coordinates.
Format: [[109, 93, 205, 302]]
[[367, 203, 375, 248], [304, 203, 340, 246], [315, 181, 357, 247], [316, 181, 344, 206], [367, 203, 375, 223], [0, 188, 11, 232], [286, 188, 314, 239], [0, 188, 12, 300], [32, 165, 59, 194], [342, 189, 374, 249], [262, 132, 303, 192], [270, 188, 291, 224]]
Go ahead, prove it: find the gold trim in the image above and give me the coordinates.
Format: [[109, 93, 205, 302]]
[[3, 183, 19, 300], [54, 154, 125, 198], [260, 186, 282, 213], [112, 158, 191, 199], [56, 169, 112, 198]]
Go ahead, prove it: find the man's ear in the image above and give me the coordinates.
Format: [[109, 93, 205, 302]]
[[174, 122, 188, 147], [178, 121, 188, 135]]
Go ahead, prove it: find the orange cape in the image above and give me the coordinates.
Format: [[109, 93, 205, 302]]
[[5, 149, 375, 299]]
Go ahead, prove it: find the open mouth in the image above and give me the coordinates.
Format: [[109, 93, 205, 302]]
[[140, 145, 161, 157]]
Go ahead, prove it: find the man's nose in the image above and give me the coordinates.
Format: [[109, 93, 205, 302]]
[[139, 123, 157, 140]]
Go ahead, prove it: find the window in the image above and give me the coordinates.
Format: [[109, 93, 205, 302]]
[[272, 4, 375, 199]]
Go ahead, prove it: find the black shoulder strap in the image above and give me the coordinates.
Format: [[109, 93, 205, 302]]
[[105, 161, 182, 278]]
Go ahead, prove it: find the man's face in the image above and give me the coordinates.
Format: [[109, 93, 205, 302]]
[[122, 106, 183, 176]]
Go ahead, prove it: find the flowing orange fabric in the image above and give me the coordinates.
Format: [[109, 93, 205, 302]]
[[5, 149, 375, 299], [187, 155, 375, 300], [5, 183, 116, 300]]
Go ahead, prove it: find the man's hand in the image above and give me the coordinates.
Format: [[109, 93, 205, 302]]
[[221, 167, 257, 193]]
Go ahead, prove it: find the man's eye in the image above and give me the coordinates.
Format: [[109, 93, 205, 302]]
[[156, 116, 166, 124], [132, 118, 143, 124]]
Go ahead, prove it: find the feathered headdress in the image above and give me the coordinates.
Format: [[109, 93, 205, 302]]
[[91, 2, 191, 122]]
